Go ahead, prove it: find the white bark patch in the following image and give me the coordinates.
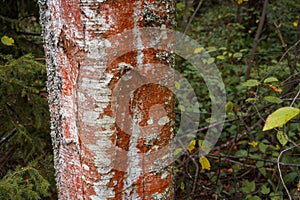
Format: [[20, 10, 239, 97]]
[[91, 174, 115, 199], [133, 4, 144, 71], [81, 5, 113, 42], [81, 0, 106, 3], [152, 187, 171, 200], [146, 133, 159, 143], [78, 6, 116, 197], [77, 92, 87, 102], [147, 118, 153, 125], [161, 170, 169, 179], [83, 164, 90, 171], [158, 116, 170, 126], [120, 3, 146, 199], [86, 39, 112, 60], [160, 24, 168, 40], [122, 108, 142, 200]]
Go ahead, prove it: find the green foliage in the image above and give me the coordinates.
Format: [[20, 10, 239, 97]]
[[0, 2, 55, 198], [0, 54, 56, 199], [0, 0, 43, 57], [276, 131, 288, 146], [175, 0, 300, 199], [0, 54, 49, 137], [241, 180, 256, 194], [0, 164, 50, 200], [242, 79, 261, 87], [0, 6, 48, 199]]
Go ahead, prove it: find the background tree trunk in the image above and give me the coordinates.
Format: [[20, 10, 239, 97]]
[[237, 0, 264, 33], [38, 0, 175, 199]]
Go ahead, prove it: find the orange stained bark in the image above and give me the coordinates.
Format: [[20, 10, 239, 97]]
[[39, 0, 175, 199]]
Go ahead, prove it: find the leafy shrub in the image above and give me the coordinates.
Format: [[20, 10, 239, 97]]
[[175, 0, 300, 199]]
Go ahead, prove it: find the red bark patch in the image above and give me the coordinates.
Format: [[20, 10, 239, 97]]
[[100, 0, 138, 38]]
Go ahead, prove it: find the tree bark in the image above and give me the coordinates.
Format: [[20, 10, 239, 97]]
[[38, 0, 175, 199]]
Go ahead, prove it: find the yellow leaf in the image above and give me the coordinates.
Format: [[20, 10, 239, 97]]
[[293, 21, 298, 27], [263, 107, 300, 131], [194, 47, 204, 54], [1, 35, 14, 46], [180, 182, 185, 190], [226, 101, 234, 113], [199, 156, 211, 170], [174, 148, 182, 156], [276, 131, 288, 146], [248, 141, 258, 148], [187, 140, 196, 153], [178, 104, 185, 112], [237, 0, 243, 5], [175, 81, 180, 89], [217, 55, 225, 60]]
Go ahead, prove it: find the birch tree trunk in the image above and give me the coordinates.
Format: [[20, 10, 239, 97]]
[[38, 0, 175, 199]]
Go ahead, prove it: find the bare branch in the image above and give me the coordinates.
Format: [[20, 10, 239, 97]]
[[183, 0, 204, 35], [0, 128, 17, 146], [277, 144, 300, 200], [246, 0, 268, 80], [291, 88, 300, 107]]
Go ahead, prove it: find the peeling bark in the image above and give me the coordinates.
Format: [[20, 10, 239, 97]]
[[39, 0, 175, 199]]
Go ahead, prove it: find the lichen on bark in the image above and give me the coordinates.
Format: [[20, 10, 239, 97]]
[[39, 0, 175, 199]]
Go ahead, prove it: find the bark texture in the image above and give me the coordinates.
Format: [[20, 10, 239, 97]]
[[39, 0, 175, 199]]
